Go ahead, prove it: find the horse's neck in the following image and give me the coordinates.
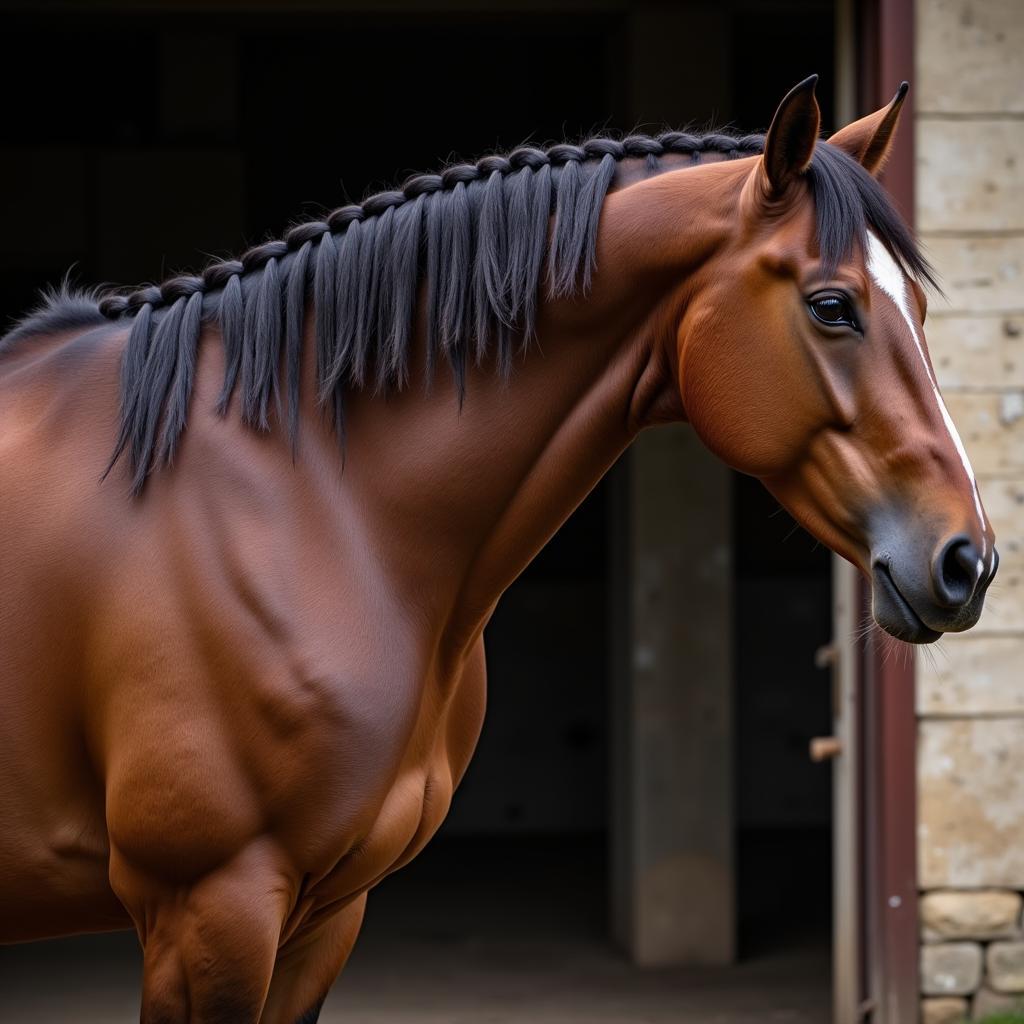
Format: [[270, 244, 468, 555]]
[[317, 161, 745, 656]]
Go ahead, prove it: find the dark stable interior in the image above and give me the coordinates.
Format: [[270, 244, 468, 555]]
[[0, 2, 835, 1015]]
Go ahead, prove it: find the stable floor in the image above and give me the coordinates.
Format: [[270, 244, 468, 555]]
[[0, 837, 830, 1024]]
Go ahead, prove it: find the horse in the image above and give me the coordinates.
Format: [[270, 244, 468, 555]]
[[0, 76, 996, 1022]]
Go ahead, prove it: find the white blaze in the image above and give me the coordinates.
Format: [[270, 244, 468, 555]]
[[865, 232, 988, 558]]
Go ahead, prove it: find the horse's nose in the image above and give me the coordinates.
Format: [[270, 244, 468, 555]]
[[931, 533, 987, 608]]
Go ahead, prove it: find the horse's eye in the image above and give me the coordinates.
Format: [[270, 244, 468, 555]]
[[808, 292, 860, 332]]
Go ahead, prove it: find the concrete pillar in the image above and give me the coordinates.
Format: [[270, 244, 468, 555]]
[[611, 426, 734, 966], [609, 5, 736, 969]]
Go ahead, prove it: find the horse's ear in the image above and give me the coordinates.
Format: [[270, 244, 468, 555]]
[[828, 82, 910, 176], [761, 75, 821, 197]]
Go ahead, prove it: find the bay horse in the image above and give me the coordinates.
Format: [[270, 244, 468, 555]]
[[0, 77, 996, 1022]]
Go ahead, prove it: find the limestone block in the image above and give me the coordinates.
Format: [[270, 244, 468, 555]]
[[917, 120, 1024, 232], [923, 235, 1024, 315], [922, 941, 983, 995], [943, 391, 1024, 476], [922, 890, 1023, 941], [988, 941, 1024, 993], [974, 477, 1024, 634], [921, 996, 969, 1024], [917, 0, 1024, 113], [929, 314, 1024, 390], [919, 719, 1024, 888], [973, 986, 1024, 1018], [918, 635, 1024, 715]]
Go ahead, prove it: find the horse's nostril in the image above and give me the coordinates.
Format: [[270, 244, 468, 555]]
[[934, 534, 981, 608]]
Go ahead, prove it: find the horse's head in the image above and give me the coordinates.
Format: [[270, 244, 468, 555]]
[[678, 77, 996, 643]]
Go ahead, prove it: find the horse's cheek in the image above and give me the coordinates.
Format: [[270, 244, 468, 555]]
[[681, 333, 805, 477]]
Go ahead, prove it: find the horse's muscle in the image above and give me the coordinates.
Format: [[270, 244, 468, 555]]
[[0, 323, 486, 950]]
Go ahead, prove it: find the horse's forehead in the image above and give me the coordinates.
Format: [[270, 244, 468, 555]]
[[751, 196, 828, 271], [865, 231, 913, 319]]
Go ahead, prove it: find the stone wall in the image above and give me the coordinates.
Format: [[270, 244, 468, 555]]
[[915, 0, 1024, 1020], [919, 891, 1024, 1021]]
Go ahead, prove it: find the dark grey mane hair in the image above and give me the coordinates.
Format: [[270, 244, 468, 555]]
[[2, 130, 933, 495]]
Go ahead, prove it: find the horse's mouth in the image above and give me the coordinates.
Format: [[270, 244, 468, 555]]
[[872, 561, 943, 645]]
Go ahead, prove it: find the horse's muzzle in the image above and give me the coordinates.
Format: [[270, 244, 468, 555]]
[[870, 535, 997, 644]]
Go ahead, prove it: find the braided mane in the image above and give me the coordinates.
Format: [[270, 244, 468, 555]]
[[3, 129, 931, 495]]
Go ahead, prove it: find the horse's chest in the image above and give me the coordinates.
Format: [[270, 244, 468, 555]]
[[290, 640, 487, 913]]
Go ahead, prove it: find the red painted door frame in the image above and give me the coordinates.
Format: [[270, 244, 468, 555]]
[[857, 1, 920, 1020]]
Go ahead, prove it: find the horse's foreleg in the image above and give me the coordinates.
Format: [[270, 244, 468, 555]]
[[109, 839, 291, 1024], [260, 894, 367, 1024]]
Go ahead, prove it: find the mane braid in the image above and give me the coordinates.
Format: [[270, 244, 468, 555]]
[[285, 240, 313, 457], [0, 130, 932, 496]]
